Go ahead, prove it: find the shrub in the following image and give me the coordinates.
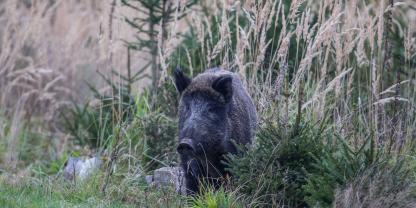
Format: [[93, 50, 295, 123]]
[[190, 187, 243, 208], [62, 70, 136, 149], [302, 134, 380, 207], [227, 119, 416, 208], [227, 120, 325, 207], [303, 135, 416, 207], [133, 110, 178, 171]]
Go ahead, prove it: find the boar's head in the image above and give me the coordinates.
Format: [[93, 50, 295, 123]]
[[173, 68, 233, 158]]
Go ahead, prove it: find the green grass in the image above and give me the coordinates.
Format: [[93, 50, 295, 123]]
[[189, 187, 244, 208], [0, 178, 131, 208], [0, 174, 248, 208], [0, 169, 196, 208]]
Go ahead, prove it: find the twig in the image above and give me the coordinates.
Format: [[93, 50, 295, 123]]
[[101, 136, 122, 194], [295, 80, 304, 132]]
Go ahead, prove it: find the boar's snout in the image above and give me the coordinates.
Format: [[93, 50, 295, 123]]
[[177, 138, 196, 154]]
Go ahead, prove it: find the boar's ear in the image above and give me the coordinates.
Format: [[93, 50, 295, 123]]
[[173, 68, 191, 94], [212, 75, 233, 103]]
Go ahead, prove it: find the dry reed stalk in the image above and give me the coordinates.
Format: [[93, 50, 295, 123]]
[[403, 24, 414, 63], [204, 15, 214, 59], [157, 0, 415, 152], [343, 0, 357, 56], [0, 0, 120, 168], [380, 80, 410, 96], [317, 47, 330, 120], [274, 62, 287, 103], [235, 1, 244, 77], [266, 0, 279, 31], [0, 0, 125, 96], [302, 68, 353, 110], [2, 68, 72, 131], [254, 1, 274, 73], [370, 53, 380, 141], [159, 0, 182, 82], [356, 29, 369, 67], [108, 0, 116, 67], [185, 48, 194, 77], [209, 3, 232, 67], [377, 0, 385, 53], [333, 1, 343, 99], [291, 11, 342, 94], [3, 105, 24, 170]]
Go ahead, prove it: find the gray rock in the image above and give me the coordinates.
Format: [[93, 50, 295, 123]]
[[145, 175, 153, 184], [63, 156, 102, 182], [153, 167, 185, 194], [63, 157, 81, 181]]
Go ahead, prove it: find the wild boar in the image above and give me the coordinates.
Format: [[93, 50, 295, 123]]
[[173, 67, 257, 195]]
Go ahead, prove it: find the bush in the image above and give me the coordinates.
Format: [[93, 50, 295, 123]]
[[190, 187, 243, 208], [62, 70, 136, 149], [133, 111, 178, 171], [227, 120, 325, 207], [303, 136, 416, 208], [303, 135, 380, 207], [227, 119, 416, 208]]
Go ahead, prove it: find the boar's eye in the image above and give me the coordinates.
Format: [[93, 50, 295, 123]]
[[207, 106, 216, 112], [207, 104, 221, 113]]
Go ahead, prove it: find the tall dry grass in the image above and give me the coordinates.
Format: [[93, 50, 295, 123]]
[[159, 0, 416, 153], [0, 0, 153, 169], [156, 1, 415, 206]]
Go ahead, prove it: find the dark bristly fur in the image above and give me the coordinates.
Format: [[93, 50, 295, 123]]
[[173, 67, 257, 195]]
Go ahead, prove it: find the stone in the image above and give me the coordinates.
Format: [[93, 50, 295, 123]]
[[152, 167, 185, 194], [63, 156, 102, 182], [63, 157, 81, 181], [145, 175, 153, 184]]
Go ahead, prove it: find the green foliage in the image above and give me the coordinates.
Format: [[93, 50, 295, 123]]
[[302, 133, 416, 208], [62, 70, 136, 149], [31, 153, 69, 176], [0, 175, 179, 208], [121, 0, 198, 93], [227, 120, 325, 207], [61, 102, 105, 148], [170, 15, 223, 73], [303, 135, 382, 207], [105, 91, 178, 173], [131, 110, 178, 171], [228, 119, 416, 207], [0, 170, 188, 208], [0, 116, 60, 170], [153, 80, 180, 117], [190, 187, 243, 208], [0, 176, 131, 208]]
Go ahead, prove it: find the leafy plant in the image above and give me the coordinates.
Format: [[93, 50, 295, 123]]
[[303, 135, 382, 207], [111, 92, 178, 173], [227, 120, 325, 207], [190, 187, 243, 208], [62, 65, 137, 149], [135, 111, 178, 171], [121, 0, 198, 101]]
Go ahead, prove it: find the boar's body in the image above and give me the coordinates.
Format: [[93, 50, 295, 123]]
[[174, 68, 256, 195]]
